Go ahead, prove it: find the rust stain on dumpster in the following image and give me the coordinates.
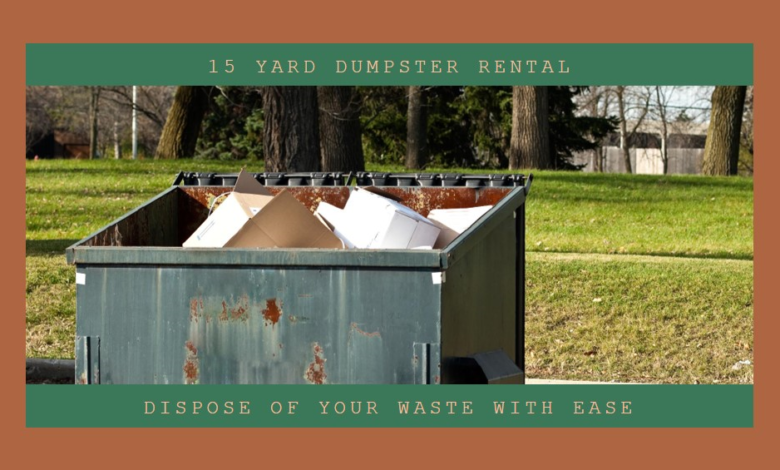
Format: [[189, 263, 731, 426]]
[[218, 300, 229, 322], [262, 298, 283, 326], [378, 187, 510, 217], [304, 343, 327, 385], [183, 340, 199, 385], [270, 187, 350, 212], [182, 186, 350, 214], [350, 322, 381, 338], [230, 295, 250, 322], [189, 297, 204, 322]]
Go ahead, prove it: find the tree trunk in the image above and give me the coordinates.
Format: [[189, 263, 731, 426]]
[[589, 86, 603, 172], [155, 86, 212, 159], [702, 86, 747, 176], [261, 87, 321, 172], [405, 86, 427, 169], [509, 86, 550, 170], [89, 87, 100, 159], [655, 87, 669, 174], [661, 134, 668, 174], [616, 87, 632, 173], [317, 86, 365, 172]]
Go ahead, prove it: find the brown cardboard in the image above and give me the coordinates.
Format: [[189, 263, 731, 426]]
[[233, 169, 272, 196], [183, 170, 342, 249], [227, 190, 343, 249]]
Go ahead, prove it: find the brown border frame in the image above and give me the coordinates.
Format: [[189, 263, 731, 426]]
[[8, 1, 774, 466]]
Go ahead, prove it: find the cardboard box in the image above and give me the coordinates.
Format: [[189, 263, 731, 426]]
[[314, 202, 355, 248], [316, 188, 440, 249], [427, 206, 493, 248], [183, 170, 343, 249]]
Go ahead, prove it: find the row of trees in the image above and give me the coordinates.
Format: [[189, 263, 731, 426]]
[[27, 85, 752, 176], [156, 85, 617, 172]]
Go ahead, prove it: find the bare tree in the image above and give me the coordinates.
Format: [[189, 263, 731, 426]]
[[101, 86, 174, 130], [652, 86, 674, 174], [578, 86, 612, 172], [615, 86, 651, 174], [26, 86, 177, 159], [25, 86, 57, 154], [509, 86, 550, 169], [88, 87, 101, 159], [702, 86, 747, 176]]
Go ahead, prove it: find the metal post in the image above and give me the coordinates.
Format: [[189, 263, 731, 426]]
[[132, 86, 138, 159]]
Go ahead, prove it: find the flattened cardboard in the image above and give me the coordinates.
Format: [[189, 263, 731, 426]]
[[233, 170, 272, 196], [184, 170, 342, 249], [228, 190, 343, 249]]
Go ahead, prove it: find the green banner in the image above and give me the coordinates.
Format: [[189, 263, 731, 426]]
[[26, 44, 753, 86], [26, 384, 752, 428]]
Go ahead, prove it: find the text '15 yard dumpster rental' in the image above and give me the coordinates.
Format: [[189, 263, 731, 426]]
[[66, 170, 532, 385]]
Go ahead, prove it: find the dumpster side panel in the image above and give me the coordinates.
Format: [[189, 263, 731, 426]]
[[75, 264, 441, 384], [80, 187, 180, 248], [439, 213, 518, 382]]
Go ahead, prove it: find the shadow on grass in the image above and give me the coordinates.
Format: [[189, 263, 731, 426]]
[[26, 239, 80, 256], [527, 248, 754, 261], [26, 167, 157, 176], [26, 186, 161, 196]]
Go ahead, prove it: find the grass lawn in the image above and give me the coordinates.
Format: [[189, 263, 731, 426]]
[[25, 159, 754, 383]]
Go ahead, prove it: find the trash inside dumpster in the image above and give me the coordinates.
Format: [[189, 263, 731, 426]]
[[67, 171, 532, 385], [183, 171, 343, 249]]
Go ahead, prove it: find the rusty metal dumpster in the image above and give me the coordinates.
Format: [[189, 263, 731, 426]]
[[67, 172, 532, 385]]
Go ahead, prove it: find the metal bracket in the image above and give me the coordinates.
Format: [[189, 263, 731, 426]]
[[413, 342, 441, 385], [75, 336, 100, 384]]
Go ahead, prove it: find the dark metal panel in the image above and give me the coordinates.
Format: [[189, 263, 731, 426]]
[[75, 264, 442, 384], [471, 350, 524, 384], [441, 350, 523, 384], [516, 204, 526, 373], [441, 186, 526, 269], [440, 212, 519, 383], [66, 186, 180, 263]]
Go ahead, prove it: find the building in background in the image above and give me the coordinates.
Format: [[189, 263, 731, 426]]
[[573, 120, 708, 175]]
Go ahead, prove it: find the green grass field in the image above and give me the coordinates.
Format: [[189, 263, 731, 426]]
[[25, 159, 754, 383]]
